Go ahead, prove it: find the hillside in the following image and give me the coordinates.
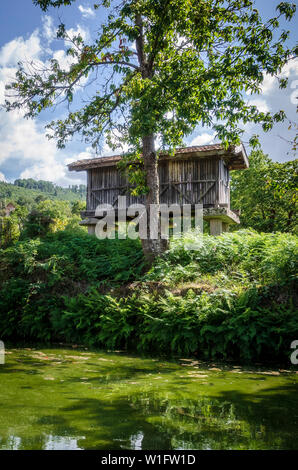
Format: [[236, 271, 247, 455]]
[[0, 180, 86, 206]]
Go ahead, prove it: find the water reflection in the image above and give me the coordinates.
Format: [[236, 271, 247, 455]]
[[130, 432, 144, 450], [45, 435, 85, 450], [0, 434, 85, 450], [0, 348, 297, 450]]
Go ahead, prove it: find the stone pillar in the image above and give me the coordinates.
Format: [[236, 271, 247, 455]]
[[222, 222, 229, 232], [209, 219, 223, 236], [88, 225, 96, 235]]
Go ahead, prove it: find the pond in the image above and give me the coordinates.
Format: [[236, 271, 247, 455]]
[[0, 348, 297, 450]]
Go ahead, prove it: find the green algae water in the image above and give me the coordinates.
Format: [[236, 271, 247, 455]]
[[0, 348, 297, 450]]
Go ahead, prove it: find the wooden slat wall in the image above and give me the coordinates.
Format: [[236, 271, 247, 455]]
[[87, 157, 231, 211], [218, 159, 230, 207]]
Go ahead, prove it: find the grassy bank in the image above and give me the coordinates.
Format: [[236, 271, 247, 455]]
[[0, 229, 297, 363]]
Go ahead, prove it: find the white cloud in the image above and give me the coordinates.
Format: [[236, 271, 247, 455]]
[[259, 58, 298, 95], [190, 132, 216, 147], [20, 161, 65, 182], [247, 98, 270, 114], [241, 57, 298, 160], [0, 23, 91, 186], [65, 150, 94, 164], [0, 37, 78, 185], [42, 16, 55, 43], [279, 58, 298, 79], [65, 24, 90, 43], [259, 73, 276, 95], [78, 5, 95, 18], [0, 171, 6, 182], [0, 97, 86, 185], [52, 49, 74, 71], [0, 66, 16, 104], [20, 161, 85, 186], [64, 157, 77, 165], [53, 25, 89, 75], [0, 30, 41, 67]]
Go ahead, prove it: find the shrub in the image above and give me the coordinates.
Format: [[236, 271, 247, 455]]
[[0, 229, 297, 363], [146, 229, 298, 286]]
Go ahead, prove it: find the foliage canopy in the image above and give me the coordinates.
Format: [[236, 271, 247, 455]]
[[5, 0, 297, 161]]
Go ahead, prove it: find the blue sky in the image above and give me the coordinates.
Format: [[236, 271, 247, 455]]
[[0, 0, 297, 186]]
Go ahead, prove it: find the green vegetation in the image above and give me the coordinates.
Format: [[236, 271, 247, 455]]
[[231, 151, 297, 234], [0, 229, 297, 363], [0, 180, 86, 247]]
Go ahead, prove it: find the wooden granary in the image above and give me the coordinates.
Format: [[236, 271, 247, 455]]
[[68, 143, 249, 236]]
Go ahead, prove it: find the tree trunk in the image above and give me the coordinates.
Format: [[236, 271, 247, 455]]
[[135, 14, 168, 264], [141, 134, 168, 264]]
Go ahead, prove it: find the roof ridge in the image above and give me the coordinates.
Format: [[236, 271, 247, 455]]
[[68, 143, 248, 171], [68, 144, 224, 166]]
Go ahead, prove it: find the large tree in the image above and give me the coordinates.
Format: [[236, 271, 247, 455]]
[[4, 0, 297, 260]]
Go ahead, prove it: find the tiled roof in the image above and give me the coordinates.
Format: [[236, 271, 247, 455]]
[[68, 143, 248, 171]]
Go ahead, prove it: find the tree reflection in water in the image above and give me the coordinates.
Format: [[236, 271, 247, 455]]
[[0, 348, 297, 450]]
